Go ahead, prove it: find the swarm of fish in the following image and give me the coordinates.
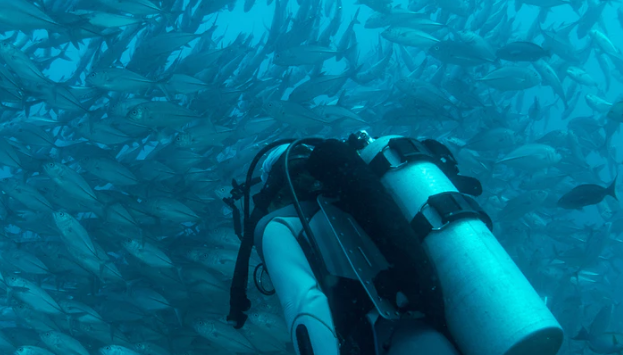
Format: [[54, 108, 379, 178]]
[[0, 0, 621, 354]]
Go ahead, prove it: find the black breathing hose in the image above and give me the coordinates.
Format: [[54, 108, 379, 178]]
[[283, 138, 327, 278]]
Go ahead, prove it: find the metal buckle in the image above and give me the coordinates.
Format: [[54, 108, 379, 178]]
[[411, 192, 493, 240], [419, 202, 449, 232]]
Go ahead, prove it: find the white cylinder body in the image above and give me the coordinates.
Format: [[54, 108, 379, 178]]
[[360, 136, 563, 355]]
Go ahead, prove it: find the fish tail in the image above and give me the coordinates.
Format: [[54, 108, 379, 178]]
[[340, 44, 358, 63], [22, 99, 44, 117], [58, 43, 72, 62], [347, 64, 365, 78], [607, 175, 618, 201], [127, 277, 145, 294], [145, 17, 160, 27], [572, 326, 590, 341], [353, 8, 361, 25]]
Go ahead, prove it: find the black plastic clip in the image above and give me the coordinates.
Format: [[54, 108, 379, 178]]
[[223, 177, 263, 241]]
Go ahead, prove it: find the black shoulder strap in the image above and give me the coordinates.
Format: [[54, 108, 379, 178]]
[[227, 190, 269, 329]]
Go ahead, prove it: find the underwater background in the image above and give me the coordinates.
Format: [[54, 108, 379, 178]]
[[0, 0, 622, 354]]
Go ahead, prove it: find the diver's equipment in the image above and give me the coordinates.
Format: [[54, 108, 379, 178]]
[[228, 131, 563, 355], [306, 139, 451, 335], [357, 135, 563, 355], [347, 130, 375, 150], [283, 138, 328, 276], [253, 263, 275, 295], [227, 138, 296, 329], [227, 138, 324, 328], [223, 177, 262, 241]]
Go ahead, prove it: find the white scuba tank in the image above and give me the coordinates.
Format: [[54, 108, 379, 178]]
[[358, 135, 563, 355]]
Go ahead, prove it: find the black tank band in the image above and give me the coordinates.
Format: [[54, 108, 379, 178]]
[[411, 191, 493, 241], [368, 137, 482, 196]]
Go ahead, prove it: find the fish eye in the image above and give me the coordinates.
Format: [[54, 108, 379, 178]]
[[434, 46, 440, 50], [48, 162, 54, 167]]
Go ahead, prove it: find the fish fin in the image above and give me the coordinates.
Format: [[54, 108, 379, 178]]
[[125, 278, 141, 296], [340, 44, 358, 63], [607, 175, 618, 201], [144, 17, 160, 27], [109, 322, 117, 342], [572, 326, 590, 341], [157, 83, 173, 102], [347, 64, 365, 79], [352, 8, 361, 25], [158, 10, 185, 25], [66, 28, 82, 50], [496, 154, 532, 164], [336, 90, 347, 107], [10, 286, 30, 293], [6, 288, 13, 303], [57, 43, 72, 62]]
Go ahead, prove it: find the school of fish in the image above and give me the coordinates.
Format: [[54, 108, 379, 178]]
[[0, 0, 622, 354]]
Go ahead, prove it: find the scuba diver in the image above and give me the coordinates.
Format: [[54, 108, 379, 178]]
[[223, 131, 564, 355]]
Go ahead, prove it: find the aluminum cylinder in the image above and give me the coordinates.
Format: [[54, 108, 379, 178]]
[[360, 136, 563, 355]]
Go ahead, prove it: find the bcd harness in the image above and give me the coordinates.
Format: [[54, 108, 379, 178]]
[[223, 136, 492, 343]]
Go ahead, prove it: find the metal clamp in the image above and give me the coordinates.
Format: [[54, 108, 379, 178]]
[[411, 191, 493, 241]]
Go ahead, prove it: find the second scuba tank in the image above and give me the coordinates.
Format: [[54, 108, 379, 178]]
[[358, 135, 563, 355]]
